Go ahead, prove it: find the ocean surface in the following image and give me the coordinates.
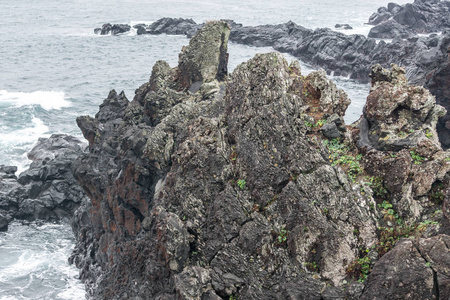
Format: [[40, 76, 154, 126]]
[[0, 0, 411, 298]]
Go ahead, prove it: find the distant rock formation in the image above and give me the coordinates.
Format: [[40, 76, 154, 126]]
[[368, 0, 450, 38], [92, 18, 450, 149], [75, 21, 450, 299]]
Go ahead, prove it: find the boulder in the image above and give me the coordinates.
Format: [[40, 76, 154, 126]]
[[0, 134, 87, 224]]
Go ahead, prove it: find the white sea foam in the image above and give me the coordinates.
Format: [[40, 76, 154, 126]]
[[0, 90, 71, 110], [0, 222, 85, 299], [0, 117, 49, 145]]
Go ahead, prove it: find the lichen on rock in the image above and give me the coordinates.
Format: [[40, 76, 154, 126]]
[[71, 21, 450, 300]]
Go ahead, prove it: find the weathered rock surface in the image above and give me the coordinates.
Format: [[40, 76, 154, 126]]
[[77, 21, 450, 299], [93, 18, 450, 148], [368, 0, 450, 38], [0, 134, 87, 228], [73, 21, 382, 299], [355, 64, 449, 224]]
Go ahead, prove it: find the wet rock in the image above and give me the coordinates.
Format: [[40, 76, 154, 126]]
[[335, 24, 353, 30], [0, 165, 17, 179], [368, 0, 450, 35], [368, 19, 414, 39], [0, 213, 8, 231], [147, 17, 201, 36], [0, 134, 87, 225], [94, 23, 130, 35]]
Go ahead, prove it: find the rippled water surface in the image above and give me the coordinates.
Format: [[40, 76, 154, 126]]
[[0, 0, 411, 298]]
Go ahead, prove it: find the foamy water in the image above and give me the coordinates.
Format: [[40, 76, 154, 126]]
[[0, 90, 71, 111], [0, 222, 85, 300]]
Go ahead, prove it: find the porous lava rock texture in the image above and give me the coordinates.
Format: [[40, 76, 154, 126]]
[[75, 21, 450, 299]]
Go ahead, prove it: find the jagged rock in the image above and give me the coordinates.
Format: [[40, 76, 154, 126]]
[[178, 21, 230, 88], [77, 17, 450, 299], [0, 134, 87, 225], [306, 70, 351, 117], [92, 18, 450, 148], [356, 64, 450, 223], [71, 22, 384, 299], [361, 64, 445, 152]]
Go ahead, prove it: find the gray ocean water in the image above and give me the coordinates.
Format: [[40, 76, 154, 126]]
[[0, 0, 411, 298]]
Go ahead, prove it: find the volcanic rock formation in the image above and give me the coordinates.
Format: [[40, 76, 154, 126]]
[[75, 21, 450, 299]]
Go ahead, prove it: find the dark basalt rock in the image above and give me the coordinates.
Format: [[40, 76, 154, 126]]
[[368, 19, 414, 39], [368, 0, 450, 38], [0, 213, 8, 231], [94, 23, 131, 35], [73, 21, 382, 299], [0, 134, 88, 227], [335, 23, 353, 30]]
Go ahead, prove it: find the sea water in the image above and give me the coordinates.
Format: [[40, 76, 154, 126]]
[[0, 0, 411, 298]]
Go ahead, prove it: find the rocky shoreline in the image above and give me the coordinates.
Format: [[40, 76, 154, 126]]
[[367, 0, 450, 39], [1, 2, 449, 298], [63, 21, 450, 299], [0, 134, 88, 231], [94, 8, 450, 150]]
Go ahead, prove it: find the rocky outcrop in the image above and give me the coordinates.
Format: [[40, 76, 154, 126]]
[[0, 134, 87, 228], [75, 21, 450, 299], [94, 23, 131, 35], [355, 64, 449, 224], [73, 21, 380, 299], [368, 0, 450, 39], [93, 18, 450, 148]]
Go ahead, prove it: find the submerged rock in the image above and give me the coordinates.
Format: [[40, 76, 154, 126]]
[[335, 23, 353, 30], [94, 23, 131, 35]]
